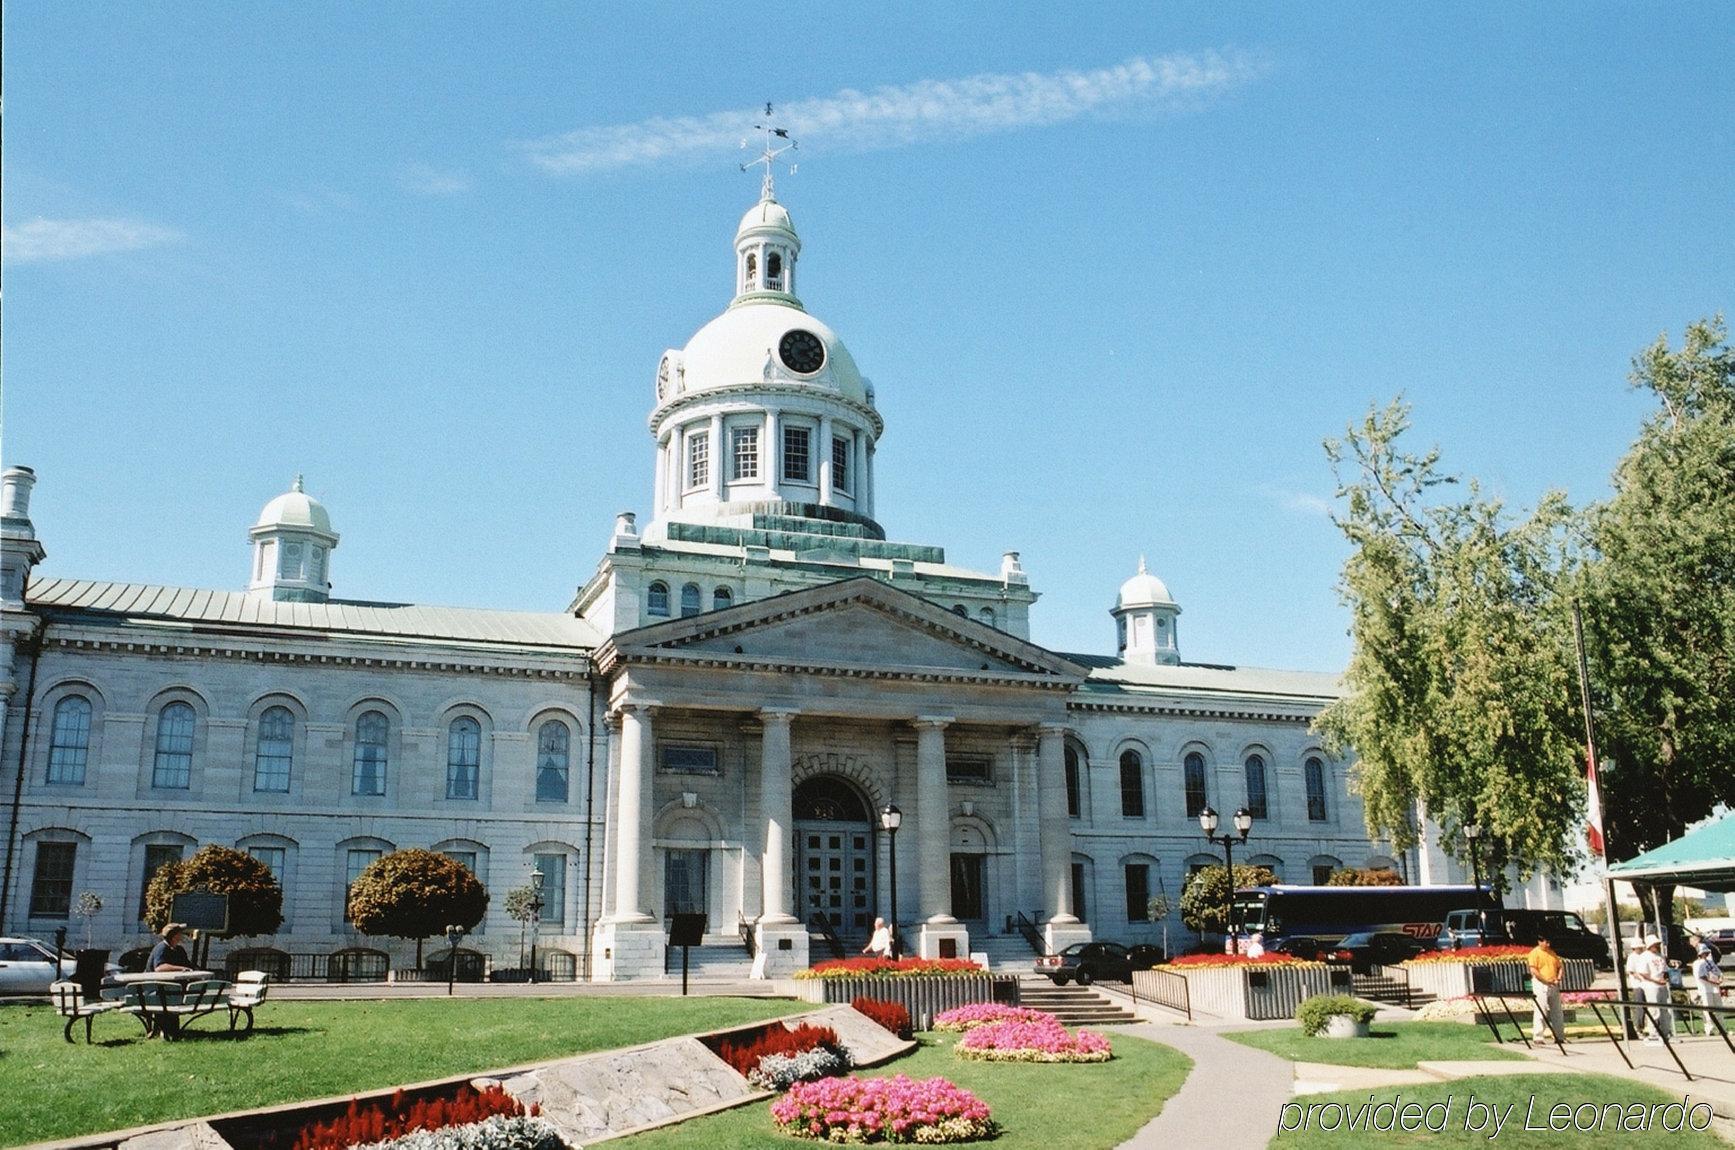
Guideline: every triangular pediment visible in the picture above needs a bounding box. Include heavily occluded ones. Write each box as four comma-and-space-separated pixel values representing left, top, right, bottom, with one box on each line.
601, 577, 1086, 681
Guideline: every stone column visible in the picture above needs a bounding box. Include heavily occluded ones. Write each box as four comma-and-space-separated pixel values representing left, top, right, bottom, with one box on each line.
1037, 723, 1091, 952
709, 413, 726, 499
818, 414, 834, 504
913, 716, 969, 959
764, 409, 781, 489
613, 704, 654, 922
759, 709, 797, 924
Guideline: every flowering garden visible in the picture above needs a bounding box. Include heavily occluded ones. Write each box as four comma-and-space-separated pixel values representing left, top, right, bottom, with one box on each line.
1401, 944, 1532, 965
793, 957, 986, 980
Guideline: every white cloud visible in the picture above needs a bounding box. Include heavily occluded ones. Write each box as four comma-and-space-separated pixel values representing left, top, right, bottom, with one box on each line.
2, 217, 182, 263
1265, 488, 1335, 518
397, 163, 474, 196
520, 50, 1267, 175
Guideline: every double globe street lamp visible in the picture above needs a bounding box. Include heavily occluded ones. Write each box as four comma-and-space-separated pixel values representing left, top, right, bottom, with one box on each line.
880, 804, 902, 960
1463, 823, 1487, 937
527, 866, 546, 984
1200, 805, 1254, 954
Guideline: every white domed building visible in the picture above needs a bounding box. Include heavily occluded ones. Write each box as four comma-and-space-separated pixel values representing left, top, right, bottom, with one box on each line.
0, 183, 1493, 985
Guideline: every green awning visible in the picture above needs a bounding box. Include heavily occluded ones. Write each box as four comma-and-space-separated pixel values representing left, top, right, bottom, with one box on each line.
1607, 812, 1735, 891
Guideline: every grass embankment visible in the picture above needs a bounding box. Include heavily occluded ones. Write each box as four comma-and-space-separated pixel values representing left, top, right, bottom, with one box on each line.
610, 1029, 1192, 1150
0, 995, 800, 1145
1224, 1021, 1531, 1069
1271, 1073, 1725, 1148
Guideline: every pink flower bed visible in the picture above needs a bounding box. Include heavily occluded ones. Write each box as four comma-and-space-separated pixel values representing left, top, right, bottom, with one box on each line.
933, 1003, 1058, 1032
955, 1019, 1113, 1063
770, 1074, 997, 1143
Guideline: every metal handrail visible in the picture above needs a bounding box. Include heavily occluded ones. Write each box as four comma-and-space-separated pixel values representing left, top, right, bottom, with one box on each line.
1132, 967, 1192, 1020
739, 915, 756, 959
1580, 996, 1735, 1082
1013, 911, 1045, 955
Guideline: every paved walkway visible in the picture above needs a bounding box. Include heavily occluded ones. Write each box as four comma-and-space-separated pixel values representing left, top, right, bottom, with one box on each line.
1115, 1024, 1295, 1148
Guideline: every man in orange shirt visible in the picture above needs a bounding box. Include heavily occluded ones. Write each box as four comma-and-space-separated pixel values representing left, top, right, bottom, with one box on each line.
1527, 936, 1565, 1044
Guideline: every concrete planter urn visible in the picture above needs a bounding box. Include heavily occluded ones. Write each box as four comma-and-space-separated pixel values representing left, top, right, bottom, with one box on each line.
1322, 1014, 1372, 1038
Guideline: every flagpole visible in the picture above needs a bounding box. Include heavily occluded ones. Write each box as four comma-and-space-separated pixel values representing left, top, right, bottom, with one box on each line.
1574, 601, 1631, 1024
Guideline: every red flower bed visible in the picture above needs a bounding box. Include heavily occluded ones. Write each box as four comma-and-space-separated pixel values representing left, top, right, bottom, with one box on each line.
713, 1022, 842, 1077
285, 1086, 529, 1150
1404, 945, 1532, 965
1159, 952, 1318, 969
852, 996, 913, 1039
797, 956, 984, 979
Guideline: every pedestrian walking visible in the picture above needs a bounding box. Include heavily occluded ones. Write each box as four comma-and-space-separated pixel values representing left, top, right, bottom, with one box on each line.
1636, 935, 1674, 1043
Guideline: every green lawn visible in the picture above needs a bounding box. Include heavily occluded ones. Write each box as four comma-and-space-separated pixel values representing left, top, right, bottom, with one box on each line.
1224, 1022, 1531, 1069
0, 996, 800, 1146
1271, 1074, 1726, 1148
610, 1029, 1193, 1150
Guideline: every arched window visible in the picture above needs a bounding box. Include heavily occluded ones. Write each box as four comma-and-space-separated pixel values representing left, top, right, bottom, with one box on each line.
352, 711, 389, 795
1305, 757, 1328, 821
977, 606, 996, 627
766, 251, 783, 290
446, 717, 481, 800
713, 586, 734, 611
1119, 749, 1145, 818
646, 581, 670, 617
681, 583, 702, 616
1244, 754, 1268, 819
1064, 746, 1082, 818
951, 604, 968, 617
536, 720, 570, 803
152, 702, 195, 789
46, 696, 92, 785
253, 706, 294, 793
1183, 752, 1208, 818
744, 252, 757, 289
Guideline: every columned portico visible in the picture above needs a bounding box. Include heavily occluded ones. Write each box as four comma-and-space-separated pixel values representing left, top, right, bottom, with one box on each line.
753, 707, 809, 976
914, 715, 969, 959
1038, 722, 1091, 952
591, 701, 666, 979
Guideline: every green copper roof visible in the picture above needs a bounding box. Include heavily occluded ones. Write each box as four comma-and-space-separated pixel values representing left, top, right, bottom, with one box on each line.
1608, 812, 1735, 891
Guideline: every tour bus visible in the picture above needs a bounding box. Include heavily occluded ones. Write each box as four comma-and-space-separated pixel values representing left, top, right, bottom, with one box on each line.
1231, 884, 1500, 948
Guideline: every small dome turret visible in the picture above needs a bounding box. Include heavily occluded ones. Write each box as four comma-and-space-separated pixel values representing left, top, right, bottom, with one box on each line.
1111, 557, 1181, 665
248, 475, 339, 602
1116, 557, 1177, 611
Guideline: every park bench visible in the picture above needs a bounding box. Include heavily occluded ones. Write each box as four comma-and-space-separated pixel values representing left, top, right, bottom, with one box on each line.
226, 970, 271, 1032
122, 978, 231, 1039
50, 980, 125, 1044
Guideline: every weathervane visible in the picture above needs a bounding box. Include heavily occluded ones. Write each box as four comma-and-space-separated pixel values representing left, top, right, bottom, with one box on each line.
740, 102, 797, 200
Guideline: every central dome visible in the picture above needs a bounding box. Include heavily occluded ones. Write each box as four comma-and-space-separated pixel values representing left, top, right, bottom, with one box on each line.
677, 301, 868, 405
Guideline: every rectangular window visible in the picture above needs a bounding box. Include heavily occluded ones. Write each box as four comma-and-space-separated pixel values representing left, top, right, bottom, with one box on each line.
1312, 864, 1336, 886
344, 848, 382, 921
730, 425, 759, 481
945, 753, 992, 783
29, 842, 76, 919
534, 853, 566, 927
1125, 864, 1151, 922
443, 850, 477, 874
664, 848, 709, 919
1184, 757, 1209, 819
1070, 862, 1088, 924
1120, 757, 1145, 817
248, 846, 286, 883
1305, 759, 1329, 822
659, 744, 721, 775
686, 431, 709, 489
139, 843, 184, 921
783, 426, 811, 482
832, 435, 850, 492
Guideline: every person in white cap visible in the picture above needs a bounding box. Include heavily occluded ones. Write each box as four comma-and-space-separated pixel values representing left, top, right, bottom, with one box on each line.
1635, 935, 1674, 1043
1693, 940, 1724, 1014
1624, 934, 1652, 1037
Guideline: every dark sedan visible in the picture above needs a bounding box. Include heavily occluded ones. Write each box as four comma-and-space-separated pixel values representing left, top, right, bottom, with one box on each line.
1035, 941, 1161, 986
1333, 931, 1431, 974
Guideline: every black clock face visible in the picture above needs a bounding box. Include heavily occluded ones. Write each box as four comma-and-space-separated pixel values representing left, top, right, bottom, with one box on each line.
779, 329, 826, 375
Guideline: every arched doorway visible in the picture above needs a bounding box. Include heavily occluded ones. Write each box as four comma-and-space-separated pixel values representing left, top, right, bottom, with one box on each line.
793, 775, 875, 942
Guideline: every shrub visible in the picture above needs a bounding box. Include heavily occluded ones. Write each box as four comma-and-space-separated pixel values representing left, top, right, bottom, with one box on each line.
145, 844, 284, 937
287, 1086, 531, 1150
1180, 864, 1278, 935
1324, 867, 1406, 887
770, 1074, 997, 1143
933, 1003, 1057, 1032
954, 1020, 1112, 1063
852, 996, 913, 1039
795, 957, 984, 980
747, 1047, 852, 1091
1296, 994, 1378, 1036
712, 1022, 843, 1079
352, 1116, 562, 1150
347, 850, 488, 965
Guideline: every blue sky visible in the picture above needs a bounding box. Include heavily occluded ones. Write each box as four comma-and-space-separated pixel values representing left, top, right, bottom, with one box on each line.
4, 3, 1730, 672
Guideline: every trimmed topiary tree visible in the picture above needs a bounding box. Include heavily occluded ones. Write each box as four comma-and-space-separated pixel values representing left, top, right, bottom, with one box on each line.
1325, 867, 1406, 887
1297, 993, 1378, 1036
1180, 864, 1278, 936
145, 844, 284, 937
347, 848, 488, 966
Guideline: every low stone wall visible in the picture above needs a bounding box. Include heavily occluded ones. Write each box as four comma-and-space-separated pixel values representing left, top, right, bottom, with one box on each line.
1405, 956, 1596, 1002
1168, 965, 1335, 1021
793, 974, 1011, 1026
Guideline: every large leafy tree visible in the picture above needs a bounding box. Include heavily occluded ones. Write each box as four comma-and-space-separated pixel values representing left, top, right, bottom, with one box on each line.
1325, 867, 1406, 887
347, 849, 488, 965
1315, 400, 1584, 880
145, 845, 283, 937
1181, 864, 1278, 936
1579, 317, 1735, 907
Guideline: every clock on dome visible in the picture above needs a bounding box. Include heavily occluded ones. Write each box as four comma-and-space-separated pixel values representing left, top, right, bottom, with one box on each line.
778, 329, 826, 375
656, 355, 672, 400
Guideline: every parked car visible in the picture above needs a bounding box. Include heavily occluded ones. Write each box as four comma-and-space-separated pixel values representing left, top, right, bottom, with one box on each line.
1332, 931, 1431, 974
0, 937, 120, 995
1264, 935, 1334, 962
1035, 941, 1146, 986
1436, 909, 1503, 951
1500, 910, 1612, 969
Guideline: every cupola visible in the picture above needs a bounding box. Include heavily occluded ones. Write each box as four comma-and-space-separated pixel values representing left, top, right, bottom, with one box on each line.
734, 189, 801, 304
248, 475, 339, 602
1111, 557, 1180, 665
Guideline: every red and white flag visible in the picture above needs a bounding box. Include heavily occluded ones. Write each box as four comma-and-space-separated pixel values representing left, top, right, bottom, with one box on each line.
1585, 752, 1606, 857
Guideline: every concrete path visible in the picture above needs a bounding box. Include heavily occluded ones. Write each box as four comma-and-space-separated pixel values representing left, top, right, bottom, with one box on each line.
1115, 1025, 1296, 1149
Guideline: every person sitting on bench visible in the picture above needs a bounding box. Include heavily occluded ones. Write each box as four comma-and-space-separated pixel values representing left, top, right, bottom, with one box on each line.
148, 924, 193, 972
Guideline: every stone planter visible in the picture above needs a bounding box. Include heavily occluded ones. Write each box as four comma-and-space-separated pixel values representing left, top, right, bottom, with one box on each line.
1322, 1014, 1371, 1038
793, 974, 1012, 1027
1164, 964, 1335, 1021
1402, 957, 1596, 1002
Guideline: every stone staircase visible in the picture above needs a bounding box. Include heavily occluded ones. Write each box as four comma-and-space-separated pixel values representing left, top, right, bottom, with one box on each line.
1016, 979, 1141, 1027
1352, 969, 1433, 1009
973, 933, 1040, 973
664, 942, 755, 980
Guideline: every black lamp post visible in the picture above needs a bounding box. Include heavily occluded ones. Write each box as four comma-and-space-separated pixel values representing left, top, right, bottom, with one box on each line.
1200, 806, 1254, 954
1464, 823, 1486, 938
528, 867, 546, 984
881, 804, 902, 960
444, 923, 467, 997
